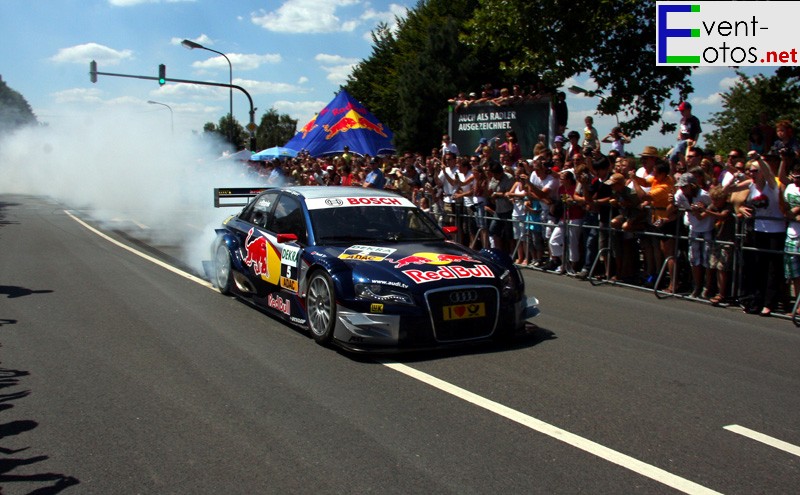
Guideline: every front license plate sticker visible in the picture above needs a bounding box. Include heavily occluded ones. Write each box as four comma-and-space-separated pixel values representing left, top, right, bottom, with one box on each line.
443, 303, 485, 321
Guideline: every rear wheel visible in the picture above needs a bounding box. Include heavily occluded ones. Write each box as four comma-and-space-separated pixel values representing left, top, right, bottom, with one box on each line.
213, 243, 233, 295
306, 271, 336, 344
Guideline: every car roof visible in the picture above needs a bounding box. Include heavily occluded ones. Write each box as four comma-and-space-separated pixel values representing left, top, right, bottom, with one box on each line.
282, 186, 404, 201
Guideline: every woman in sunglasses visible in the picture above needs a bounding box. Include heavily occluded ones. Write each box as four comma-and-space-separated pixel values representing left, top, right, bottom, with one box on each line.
727, 151, 784, 316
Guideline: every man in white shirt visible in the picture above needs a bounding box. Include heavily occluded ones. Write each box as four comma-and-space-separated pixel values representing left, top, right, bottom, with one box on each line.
437, 152, 460, 226
718, 148, 745, 188
674, 173, 714, 298
441, 134, 459, 158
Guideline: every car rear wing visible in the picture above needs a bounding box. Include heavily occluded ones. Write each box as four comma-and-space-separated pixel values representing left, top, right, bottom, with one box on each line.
213, 187, 268, 208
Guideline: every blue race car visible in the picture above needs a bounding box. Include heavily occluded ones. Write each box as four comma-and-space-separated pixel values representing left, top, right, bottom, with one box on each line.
209, 186, 539, 352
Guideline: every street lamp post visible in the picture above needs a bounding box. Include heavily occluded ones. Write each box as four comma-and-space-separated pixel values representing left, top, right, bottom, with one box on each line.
181, 39, 234, 146
147, 100, 173, 136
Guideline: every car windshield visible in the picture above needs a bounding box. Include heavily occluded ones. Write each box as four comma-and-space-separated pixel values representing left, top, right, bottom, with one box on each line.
309, 205, 445, 245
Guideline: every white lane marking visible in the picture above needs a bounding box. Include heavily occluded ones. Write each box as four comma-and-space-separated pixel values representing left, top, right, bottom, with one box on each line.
381, 361, 723, 495
67, 209, 722, 493
724, 425, 800, 457
65, 211, 214, 289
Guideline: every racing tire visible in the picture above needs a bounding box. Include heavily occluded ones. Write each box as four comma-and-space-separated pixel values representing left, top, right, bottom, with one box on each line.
306, 271, 337, 345
213, 243, 234, 295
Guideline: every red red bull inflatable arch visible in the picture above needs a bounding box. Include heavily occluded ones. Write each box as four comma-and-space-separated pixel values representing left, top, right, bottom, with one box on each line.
284, 90, 396, 158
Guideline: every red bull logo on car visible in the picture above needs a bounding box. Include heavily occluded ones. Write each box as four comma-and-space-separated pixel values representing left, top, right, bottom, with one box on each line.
391, 252, 491, 283
323, 109, 388, 140
268, 293, 291, 315
243, 228, 269, 277
403, 264, 494, 284
393, 252, 478, 269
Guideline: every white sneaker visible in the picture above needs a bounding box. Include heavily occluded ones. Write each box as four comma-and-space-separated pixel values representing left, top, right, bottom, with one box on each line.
553, 265, 563, 275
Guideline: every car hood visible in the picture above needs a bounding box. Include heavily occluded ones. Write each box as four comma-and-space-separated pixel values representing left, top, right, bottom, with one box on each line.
315, 242, 502, 287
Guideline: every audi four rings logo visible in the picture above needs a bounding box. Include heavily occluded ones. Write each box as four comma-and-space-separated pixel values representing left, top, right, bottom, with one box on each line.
325, 198, 344, 206
449, 290, 478, 303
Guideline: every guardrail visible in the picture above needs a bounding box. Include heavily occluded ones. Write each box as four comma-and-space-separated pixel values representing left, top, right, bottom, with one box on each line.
439, 203, 799, 325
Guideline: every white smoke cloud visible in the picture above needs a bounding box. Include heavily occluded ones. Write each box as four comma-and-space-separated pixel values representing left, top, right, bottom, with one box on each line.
0, 107, 260, 277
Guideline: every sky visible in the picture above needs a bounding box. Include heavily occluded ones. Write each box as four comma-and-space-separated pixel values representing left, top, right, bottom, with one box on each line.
0, 0, 778, 156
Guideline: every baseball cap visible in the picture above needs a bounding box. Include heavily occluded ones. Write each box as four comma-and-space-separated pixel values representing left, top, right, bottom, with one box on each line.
675, 173, 697, 187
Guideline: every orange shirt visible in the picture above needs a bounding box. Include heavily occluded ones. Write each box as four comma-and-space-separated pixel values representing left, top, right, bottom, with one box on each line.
646, 175, 675, 221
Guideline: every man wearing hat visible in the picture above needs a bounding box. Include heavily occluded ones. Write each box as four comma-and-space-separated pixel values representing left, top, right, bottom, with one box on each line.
553, 135, 566, 155
635, 146, 662, 188
363, 157, 386, 189
633, 146, 669, 287
674, 172, 715, 297
669, 101, 702, 164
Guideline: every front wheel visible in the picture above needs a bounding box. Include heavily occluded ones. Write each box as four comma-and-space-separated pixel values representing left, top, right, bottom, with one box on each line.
306, 271, 336, 345
213, 243, 234, 295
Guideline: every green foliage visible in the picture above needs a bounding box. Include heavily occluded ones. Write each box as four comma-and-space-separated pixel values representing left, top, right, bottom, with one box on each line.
705, 71, 800, 155
0, 78, 38, 133
256, 108, 297, 150
205, 108, 297, 151
204, 115, 247, 150
345, 24, 401, 138
464, 0, 693, 137
346, 0, 698, 152
345, 0, 494, 154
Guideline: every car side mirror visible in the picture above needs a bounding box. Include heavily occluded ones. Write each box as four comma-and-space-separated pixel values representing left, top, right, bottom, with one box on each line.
442, 226, 458, 237
277, 233, 298, 244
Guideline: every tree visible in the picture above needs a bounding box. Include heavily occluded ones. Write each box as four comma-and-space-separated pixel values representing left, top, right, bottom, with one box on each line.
393, 14, 488, 152
0, 78, 37, 133
463, 0, 693, 137
705, 71, 800, 155
203, 115, 246, 149
345, 0, 494, 154
345, 23, 402, 137
256, 108, 297, 151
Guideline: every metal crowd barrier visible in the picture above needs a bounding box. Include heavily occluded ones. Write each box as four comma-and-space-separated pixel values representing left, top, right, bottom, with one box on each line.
441, 203, 799, 325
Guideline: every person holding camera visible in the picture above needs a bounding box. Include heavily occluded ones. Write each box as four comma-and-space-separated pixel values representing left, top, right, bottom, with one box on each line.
674, 173, 715, 298
486, 161, 515, 252
769, 120, 800, 157
601, 126, 632, 156
718, 148, 746, 188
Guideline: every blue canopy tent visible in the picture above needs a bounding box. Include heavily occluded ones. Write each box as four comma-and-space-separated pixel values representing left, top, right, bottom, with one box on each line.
285, 90, 395, 158
251, 146, 298, 160
217, 149, 254, 161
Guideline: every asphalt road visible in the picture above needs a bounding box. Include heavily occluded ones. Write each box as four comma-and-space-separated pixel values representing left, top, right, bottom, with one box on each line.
1, 194, 799, 494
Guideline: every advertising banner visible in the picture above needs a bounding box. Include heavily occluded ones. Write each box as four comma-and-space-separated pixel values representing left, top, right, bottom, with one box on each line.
448, 99, 552, 160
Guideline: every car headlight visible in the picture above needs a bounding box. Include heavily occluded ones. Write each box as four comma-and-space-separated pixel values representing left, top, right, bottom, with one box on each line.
355, 283, 414, 305
500, 269, 519, 300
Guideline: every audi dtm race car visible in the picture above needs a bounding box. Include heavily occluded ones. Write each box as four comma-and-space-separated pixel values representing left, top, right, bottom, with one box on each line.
207, 186, 539, 352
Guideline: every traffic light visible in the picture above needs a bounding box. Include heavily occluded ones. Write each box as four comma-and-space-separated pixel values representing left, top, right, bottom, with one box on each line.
158, 64, 166, 86
90, 60, 97, 83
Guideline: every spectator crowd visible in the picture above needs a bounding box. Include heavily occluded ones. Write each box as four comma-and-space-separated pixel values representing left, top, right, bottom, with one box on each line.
241, 105, 800, 321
